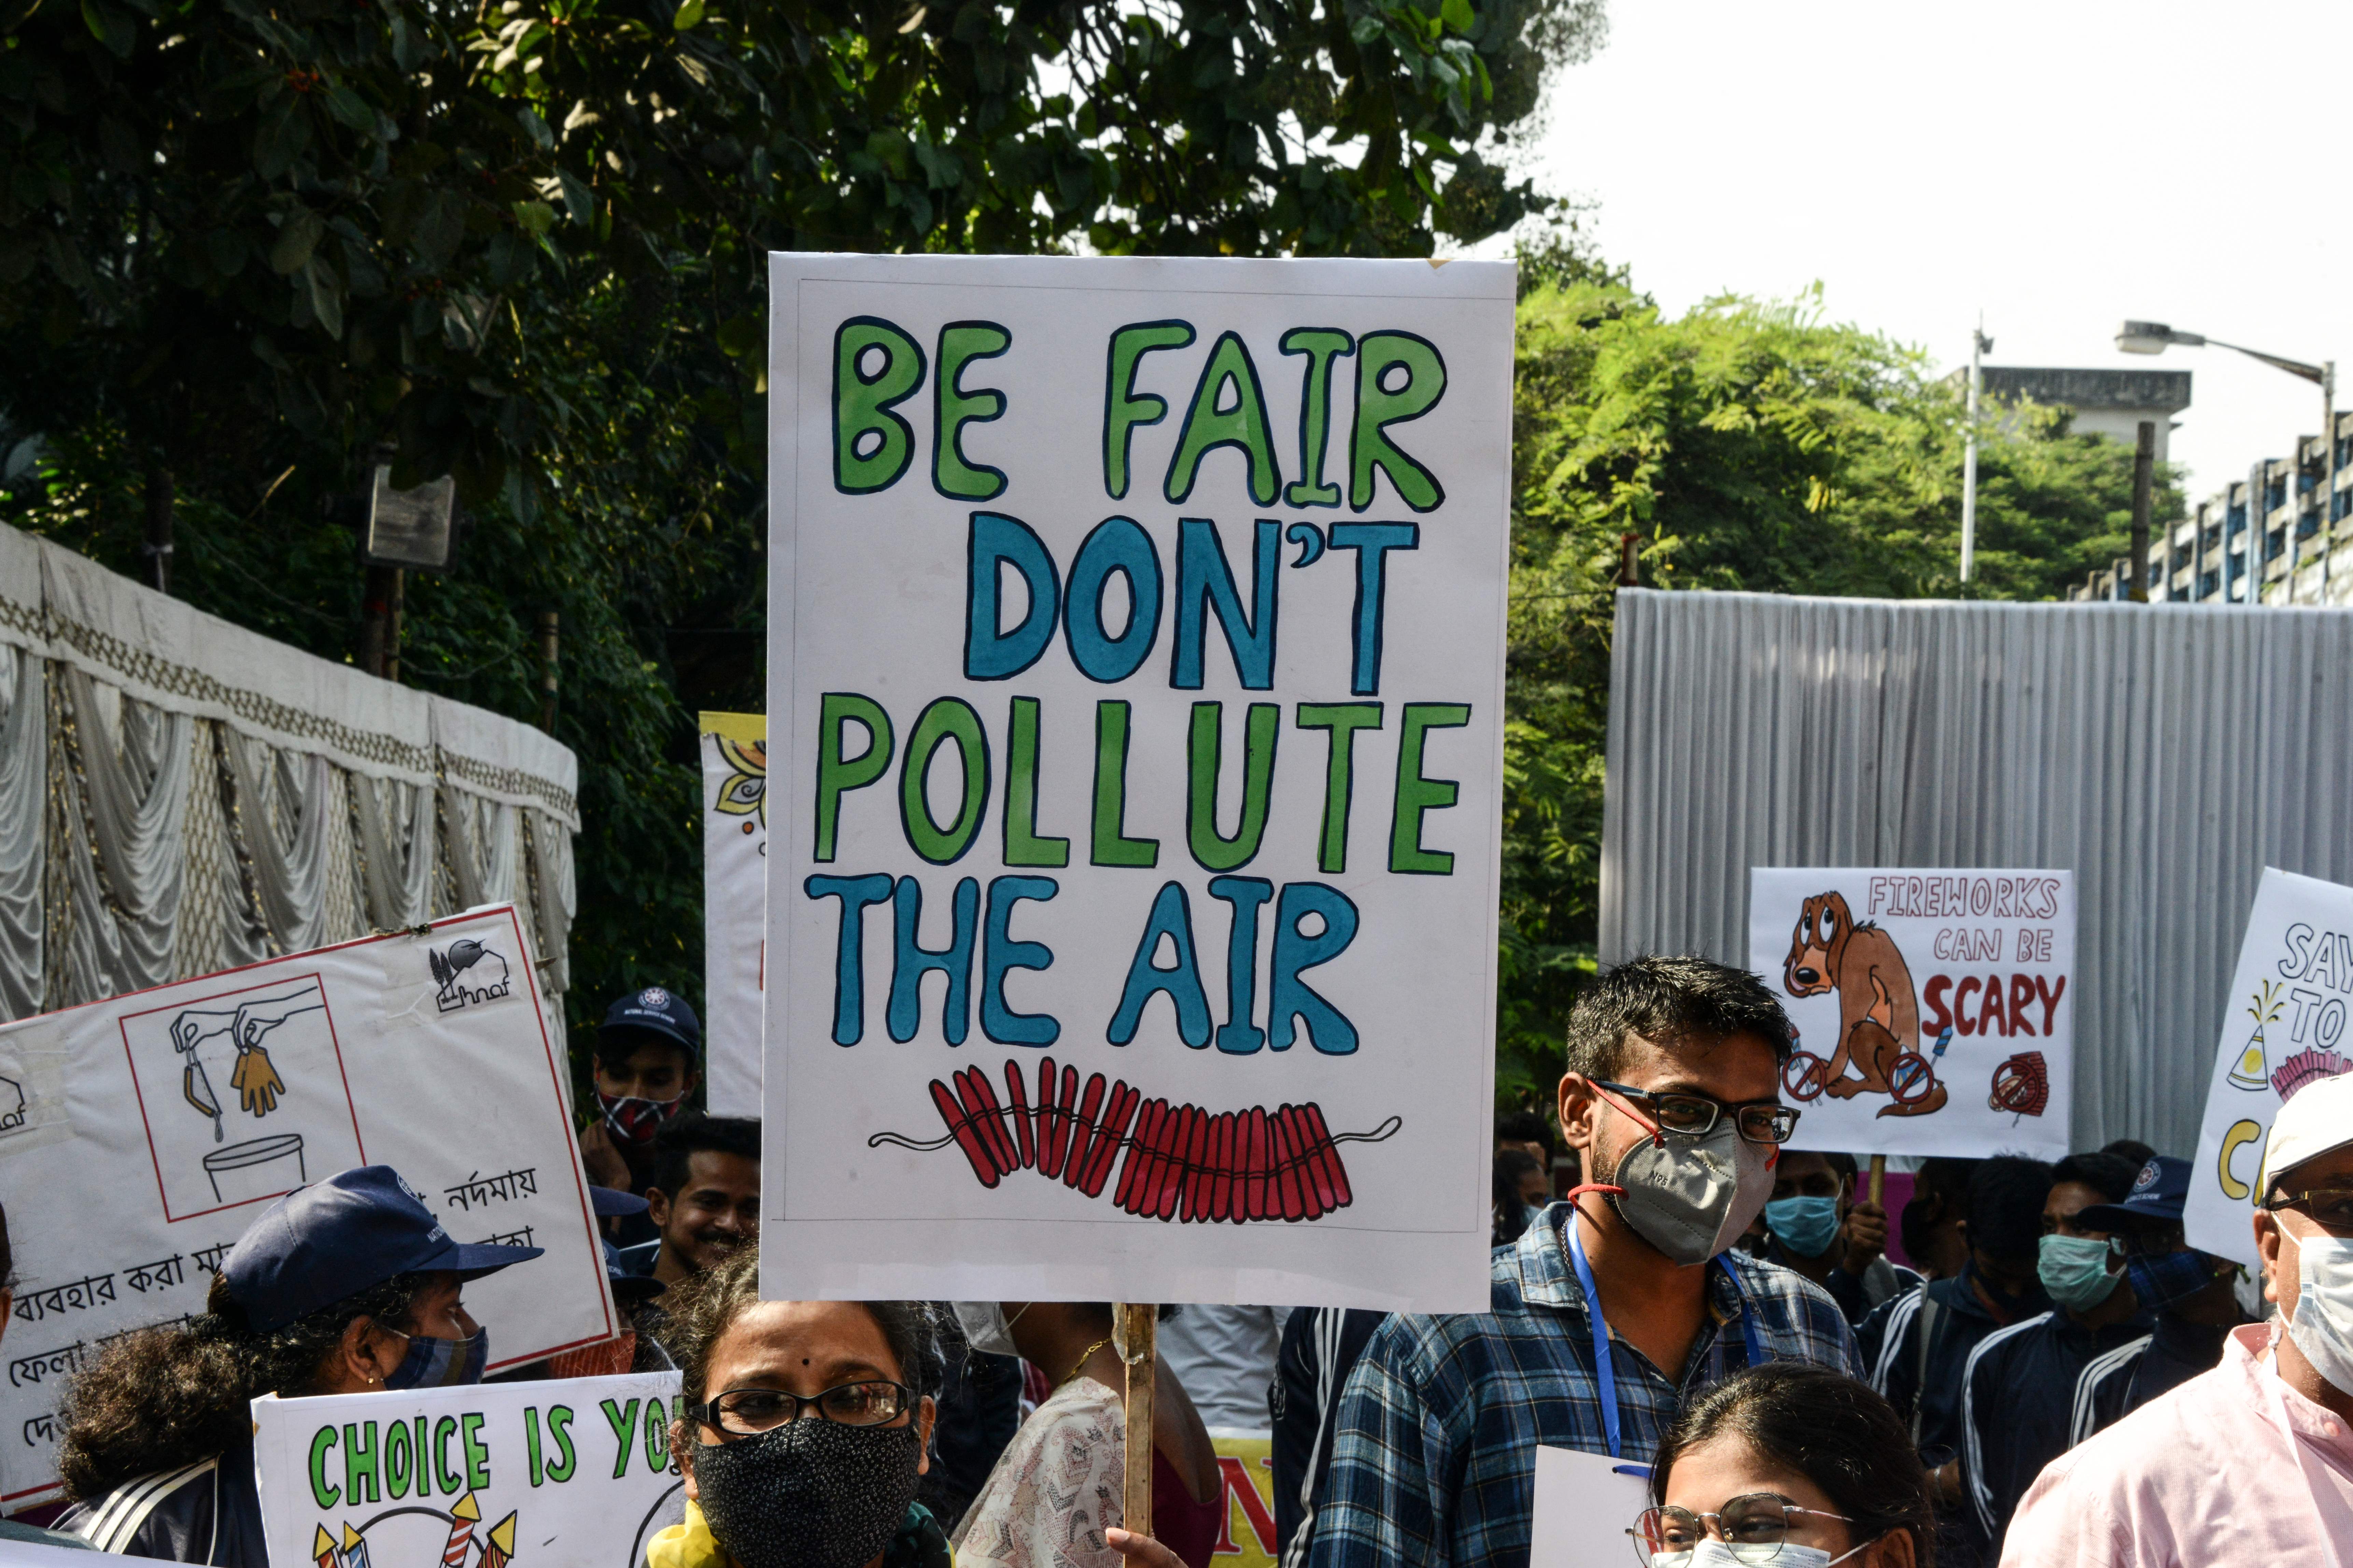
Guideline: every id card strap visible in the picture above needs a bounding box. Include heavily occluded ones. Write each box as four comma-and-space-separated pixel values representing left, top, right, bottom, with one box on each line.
1565, 1213, 1622, 1460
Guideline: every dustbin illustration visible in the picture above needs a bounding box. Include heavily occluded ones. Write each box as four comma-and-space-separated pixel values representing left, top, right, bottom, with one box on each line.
204, 1132, 307, 1204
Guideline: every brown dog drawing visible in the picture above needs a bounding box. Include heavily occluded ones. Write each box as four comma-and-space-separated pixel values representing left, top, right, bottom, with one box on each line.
1782, 891, 1947, 1118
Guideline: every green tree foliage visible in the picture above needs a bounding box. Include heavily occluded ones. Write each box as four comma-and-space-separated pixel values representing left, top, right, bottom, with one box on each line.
0, 0, 1601, 1050
1496, 267, 2181, 1106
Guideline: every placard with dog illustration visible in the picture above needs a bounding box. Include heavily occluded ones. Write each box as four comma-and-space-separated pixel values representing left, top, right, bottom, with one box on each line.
1746, 868, 2074, 1158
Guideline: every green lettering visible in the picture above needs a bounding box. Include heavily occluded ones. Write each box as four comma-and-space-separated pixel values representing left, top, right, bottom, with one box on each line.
525, 1406, 545, 1489
1103, 321, 1195, 499
308, 1425, 340, 1510
413, 1417, 431, 1496
433, 1415, 462, 1495
833, 316, 926, 494
1003, 696, 1070, 868
1089, 700, 1159, 868
1186, 702, 1280, 872
1350, 331, 1447, 512
545, 1406, 578, 1484
343, 1422, 379, 1505
1281, 329, 1354, 508
643, 1397, 670, 1475
1296, 703, 1383, 873
601, 1398, 640, 1479
386, 1416, 414, 1499
815, 692, 894, 862
461, 1412, 490, 1491
934, 321, 1012, 500
1390, 702, 1470, 873
899, 696, 991, 866
1165, 330, 1280, 505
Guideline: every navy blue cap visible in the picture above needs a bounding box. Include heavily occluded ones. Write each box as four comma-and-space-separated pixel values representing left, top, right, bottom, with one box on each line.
604, 1239, 664, 1304
600, 987, 702, 1058
590, 1183, 648, 1219
2078, 1155, 2191, 1230
221, 1165, 544, 1332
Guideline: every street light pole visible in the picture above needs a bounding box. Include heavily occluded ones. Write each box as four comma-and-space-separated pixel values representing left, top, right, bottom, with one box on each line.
2118, 321, 2333, 606
1961, 319, 1988, 585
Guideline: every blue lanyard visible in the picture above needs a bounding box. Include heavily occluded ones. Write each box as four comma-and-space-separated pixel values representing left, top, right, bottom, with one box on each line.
1565, 1214, 1763, 1462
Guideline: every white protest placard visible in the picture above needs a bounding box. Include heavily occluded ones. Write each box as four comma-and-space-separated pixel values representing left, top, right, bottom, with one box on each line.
763, 254, 1512, 1312
0, 908, 615, 1510
702, 711, 769, 1116
1746, 869, 2074, 1159
2184, 868, 2353, 1268
1528, 1444, 1651, 1568
252, 1371, 685, 1568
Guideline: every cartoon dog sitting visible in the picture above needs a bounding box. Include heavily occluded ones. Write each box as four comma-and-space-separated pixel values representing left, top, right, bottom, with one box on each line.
1782, 891, 1947, 1118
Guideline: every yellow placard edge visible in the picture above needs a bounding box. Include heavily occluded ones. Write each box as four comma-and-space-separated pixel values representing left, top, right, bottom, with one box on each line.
699, 711, 767, 746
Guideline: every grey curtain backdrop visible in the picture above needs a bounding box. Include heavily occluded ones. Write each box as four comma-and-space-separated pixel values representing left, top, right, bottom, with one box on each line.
0, 520, 579, 1056
1601, 587, 2353, 1158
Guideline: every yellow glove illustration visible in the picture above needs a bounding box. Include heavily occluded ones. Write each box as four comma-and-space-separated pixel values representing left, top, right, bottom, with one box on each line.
231, 1044, 285, 1117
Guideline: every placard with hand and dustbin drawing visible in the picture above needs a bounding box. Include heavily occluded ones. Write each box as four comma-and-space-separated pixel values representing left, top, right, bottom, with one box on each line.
0, 906, 616, 1512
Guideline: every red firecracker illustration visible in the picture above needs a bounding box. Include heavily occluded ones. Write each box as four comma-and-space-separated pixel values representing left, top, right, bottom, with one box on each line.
870, 1056, 1400, 1223
1988, 1052, 2050, 1122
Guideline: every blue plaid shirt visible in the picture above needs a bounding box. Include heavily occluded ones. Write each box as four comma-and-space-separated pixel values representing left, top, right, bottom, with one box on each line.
1306, 1203, 1862, 1568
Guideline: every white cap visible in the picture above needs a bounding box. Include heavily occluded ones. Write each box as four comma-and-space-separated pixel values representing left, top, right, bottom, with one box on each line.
2260, 1070, 2353, 1201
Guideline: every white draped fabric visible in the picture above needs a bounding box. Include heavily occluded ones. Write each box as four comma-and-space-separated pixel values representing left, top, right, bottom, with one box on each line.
0, 521, 579, 1057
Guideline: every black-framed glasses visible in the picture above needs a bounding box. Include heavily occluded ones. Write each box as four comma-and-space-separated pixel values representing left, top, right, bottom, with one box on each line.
693, 1381, 913, 1436
1627, 1495, 1853, 1563
2268, 1187, 2353, 1232
1595, 1081, 1799, 1146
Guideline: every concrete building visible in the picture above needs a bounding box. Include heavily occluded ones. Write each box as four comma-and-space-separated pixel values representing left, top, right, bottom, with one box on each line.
2074, 410, 2353, 606
1969, 367, 2194, 463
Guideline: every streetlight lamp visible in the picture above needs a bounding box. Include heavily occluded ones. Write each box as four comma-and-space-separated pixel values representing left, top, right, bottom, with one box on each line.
2117, 321, 2336, 605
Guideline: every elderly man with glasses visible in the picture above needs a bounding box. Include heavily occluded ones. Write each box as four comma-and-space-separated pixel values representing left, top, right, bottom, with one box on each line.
1999, 1070, 2353, 1567
1306, 957, 1862, 1568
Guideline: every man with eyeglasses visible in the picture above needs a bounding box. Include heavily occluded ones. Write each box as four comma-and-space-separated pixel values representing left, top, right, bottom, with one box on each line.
1307, 956, 1861, 1568
1999, 1071, 2353, 1566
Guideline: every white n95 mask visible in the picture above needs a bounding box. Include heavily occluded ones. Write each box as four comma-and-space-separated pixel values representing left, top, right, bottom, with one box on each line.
951, 1300, 1030, 1359
2288, 1236, 2353, 1398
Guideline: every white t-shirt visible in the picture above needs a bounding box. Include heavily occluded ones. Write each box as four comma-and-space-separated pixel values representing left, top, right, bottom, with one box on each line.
1156, 1303, 1292, 1431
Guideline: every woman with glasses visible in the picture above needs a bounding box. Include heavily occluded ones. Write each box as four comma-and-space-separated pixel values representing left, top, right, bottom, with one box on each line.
653, 1246, 945, 1568
1632, 1363, 1934, 1567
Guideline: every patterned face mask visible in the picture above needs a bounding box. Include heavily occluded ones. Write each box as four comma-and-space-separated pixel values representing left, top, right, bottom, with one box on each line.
598, 1088, 689, 1148
384, 1326, 490, 1389
693, 1417, 922, 1568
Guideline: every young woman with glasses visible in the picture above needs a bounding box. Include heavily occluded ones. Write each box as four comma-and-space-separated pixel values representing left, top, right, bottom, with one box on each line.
657, 1248, 946, 1568
1631, 1363, 1934, 1567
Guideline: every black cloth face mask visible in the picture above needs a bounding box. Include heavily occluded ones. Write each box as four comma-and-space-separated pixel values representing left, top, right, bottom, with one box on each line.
692, 1415, 922, 1568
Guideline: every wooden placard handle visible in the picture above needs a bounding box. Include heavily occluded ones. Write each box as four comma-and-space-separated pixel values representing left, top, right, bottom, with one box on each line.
1868, 1153, 1886, 1208
1115, 1302, 1156, 1539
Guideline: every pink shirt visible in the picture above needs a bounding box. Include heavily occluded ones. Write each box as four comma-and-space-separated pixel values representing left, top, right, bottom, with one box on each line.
2000, 1322, 2353, 1568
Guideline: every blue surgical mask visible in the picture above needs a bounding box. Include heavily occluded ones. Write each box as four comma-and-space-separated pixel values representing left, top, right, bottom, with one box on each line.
383, 1326, 490, 1389
1765, 1195, 1843, 1259
2038, 1234, 2123, 1313
2126, 1248, 2223, 1312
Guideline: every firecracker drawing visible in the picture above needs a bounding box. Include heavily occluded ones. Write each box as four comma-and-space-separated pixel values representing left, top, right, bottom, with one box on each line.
869, 1055, 1402, 1223
2230, 980, 2287, 1091
711, 735, 766, 839
1988, 1051, 2051, 1123
314, 1492, 520, 1568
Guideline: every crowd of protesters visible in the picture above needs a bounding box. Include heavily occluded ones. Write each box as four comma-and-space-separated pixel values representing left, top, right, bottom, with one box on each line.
17, 959, 2353, 1566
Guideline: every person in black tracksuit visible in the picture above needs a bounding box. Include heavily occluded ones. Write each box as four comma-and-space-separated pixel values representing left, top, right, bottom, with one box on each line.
2064, 1154, 2250, 1445
54, 1167, 540, 1563
1855, 1154, 2053, 1568
1268, 1306, 1386, 1567
1956, 1152, 2150, 1564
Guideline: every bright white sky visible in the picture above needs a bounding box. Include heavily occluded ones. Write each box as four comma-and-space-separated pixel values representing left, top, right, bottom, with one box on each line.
1510, 0, 2353, 498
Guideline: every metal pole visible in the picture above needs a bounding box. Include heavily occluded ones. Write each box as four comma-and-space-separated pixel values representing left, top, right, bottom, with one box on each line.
143, 465, 174, 596
385, 569, 405, 684
539, 610, 560, 732
2129, 422, 2154, 603
1617, 532, 1638, 587
1960, 323, 1984, 584
2324, 363, 2338, 604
